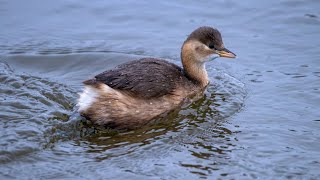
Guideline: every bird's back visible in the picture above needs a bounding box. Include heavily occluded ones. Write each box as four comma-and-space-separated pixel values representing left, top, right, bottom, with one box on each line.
84, 58, 195, 98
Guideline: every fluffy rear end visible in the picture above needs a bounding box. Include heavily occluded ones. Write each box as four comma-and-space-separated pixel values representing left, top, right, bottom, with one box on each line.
77, 85, 99, 113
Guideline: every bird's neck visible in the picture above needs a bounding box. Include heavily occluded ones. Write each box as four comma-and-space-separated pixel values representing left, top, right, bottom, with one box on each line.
181, 41, 209, 87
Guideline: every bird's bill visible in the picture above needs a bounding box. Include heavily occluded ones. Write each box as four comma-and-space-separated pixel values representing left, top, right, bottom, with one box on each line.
217, 48, 236, 58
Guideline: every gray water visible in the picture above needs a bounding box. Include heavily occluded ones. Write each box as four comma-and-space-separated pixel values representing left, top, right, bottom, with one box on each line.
1, 0, 320, 179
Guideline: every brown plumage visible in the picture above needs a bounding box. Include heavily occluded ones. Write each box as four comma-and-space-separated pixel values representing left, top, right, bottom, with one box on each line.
83, 58, 191, 98
78, 26, 236, 130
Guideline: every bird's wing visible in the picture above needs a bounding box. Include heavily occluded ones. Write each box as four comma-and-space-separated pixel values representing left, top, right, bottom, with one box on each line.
84, 58, 185, 98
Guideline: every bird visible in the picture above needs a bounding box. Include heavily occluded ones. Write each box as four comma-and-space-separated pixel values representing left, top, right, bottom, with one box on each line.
77, 26, 236, 130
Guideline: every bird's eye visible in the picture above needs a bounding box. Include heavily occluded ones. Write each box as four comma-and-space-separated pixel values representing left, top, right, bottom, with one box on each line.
208, 43, 216, 49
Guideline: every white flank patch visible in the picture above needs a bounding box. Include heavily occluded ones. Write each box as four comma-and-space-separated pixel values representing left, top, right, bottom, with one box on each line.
77, 86, 99, 112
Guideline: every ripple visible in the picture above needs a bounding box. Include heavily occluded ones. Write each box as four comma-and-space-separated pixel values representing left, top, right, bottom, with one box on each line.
0, 55, 246, 178
0, 62, 78, 163
68, 68, 247, 178
305, 14, 318, 18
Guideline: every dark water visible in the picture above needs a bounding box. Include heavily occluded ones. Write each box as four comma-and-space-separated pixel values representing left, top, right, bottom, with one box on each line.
1, 0, 320, 179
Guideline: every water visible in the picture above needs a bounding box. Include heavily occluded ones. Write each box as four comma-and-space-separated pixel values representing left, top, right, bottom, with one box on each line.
1, 0, 320, 179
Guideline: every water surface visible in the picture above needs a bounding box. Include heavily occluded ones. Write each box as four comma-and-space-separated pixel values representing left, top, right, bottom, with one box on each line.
1, 0, 320, 179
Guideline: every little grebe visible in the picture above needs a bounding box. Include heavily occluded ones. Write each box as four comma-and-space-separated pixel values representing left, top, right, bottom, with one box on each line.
78, 26, 236, 129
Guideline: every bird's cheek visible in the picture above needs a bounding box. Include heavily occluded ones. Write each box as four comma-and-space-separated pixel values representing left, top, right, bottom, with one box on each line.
206, 54, 220, 62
